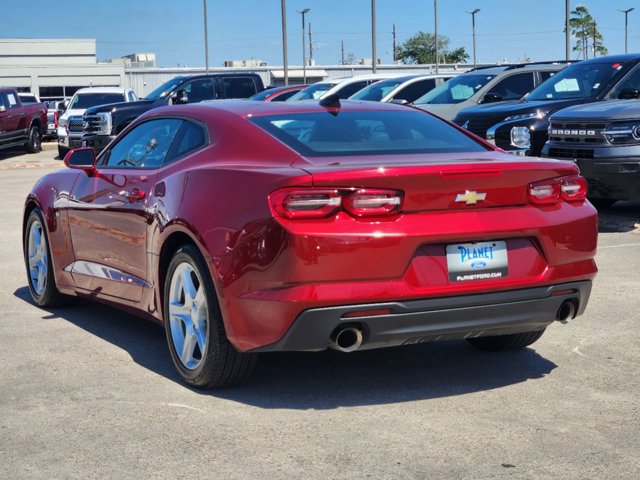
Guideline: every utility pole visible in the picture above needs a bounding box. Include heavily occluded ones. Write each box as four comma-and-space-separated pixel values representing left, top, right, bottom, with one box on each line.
619, 8, 635, 54
309, 23, 313, 66
281, 0, 288, 85
341, 40, 345, 65
297, 8, 310, 84
467, 9, 480, 68
392, 24, 396, 63
434, 0, 439, 73
203, 0, 209, 73
371, 0, 377, 73
565, 0, 570, 61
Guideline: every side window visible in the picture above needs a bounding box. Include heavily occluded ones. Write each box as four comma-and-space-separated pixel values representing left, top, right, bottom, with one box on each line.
165, 121, 208, 165
337, 80, 369, 98
539, 71, 557, 83
222, 77, 258, 98
101, 118, 183, 169
490, 73, 535, 100
184, 79, 215, 103
5, 92, 19, 109
272, 90, 298, 102
394, 79, 437, 102
610, 65, 640, 97
0, 93, 8, 109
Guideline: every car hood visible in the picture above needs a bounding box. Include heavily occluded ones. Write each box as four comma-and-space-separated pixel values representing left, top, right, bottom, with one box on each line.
551, 99, 640, 121
456, 98, 589, 119
413, 103, 459, 121
60, 108, 87, 120
84, 99, 159, 115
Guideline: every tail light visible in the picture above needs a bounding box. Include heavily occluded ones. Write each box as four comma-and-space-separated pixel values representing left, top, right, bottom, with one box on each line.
270, 188, 403, 219
54, 111, 59, 129
528, 174, 587, 205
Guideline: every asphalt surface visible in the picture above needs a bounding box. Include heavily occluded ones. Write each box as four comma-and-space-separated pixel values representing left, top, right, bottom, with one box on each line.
1, 143, 639, 479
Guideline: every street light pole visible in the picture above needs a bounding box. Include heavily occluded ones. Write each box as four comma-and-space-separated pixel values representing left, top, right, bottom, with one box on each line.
434, 0, 439, 73
203, 0, 209, 73
297, 8, 310, 84
371, 0, 377, 73
565, 0, 570, 61
281, 0, 289, 85
619, 8, 635, 54
467, 9, 480, 68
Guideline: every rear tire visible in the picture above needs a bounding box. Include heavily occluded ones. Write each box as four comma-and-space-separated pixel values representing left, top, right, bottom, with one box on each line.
466, 329, 546, 351
163, 245, 257, 388
23, 208, 70, 307
25, 125, 42, 154
57, 145, 69, 160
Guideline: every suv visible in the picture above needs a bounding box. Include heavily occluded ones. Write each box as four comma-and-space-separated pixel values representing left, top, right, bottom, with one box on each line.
543, 100, 640, 206
413, 62, 572, 120
81, 73, 265, 154
453, 54, 640, 156
58, 87, 137, 158
349, 74, 455, 104
286, 74, 399, 101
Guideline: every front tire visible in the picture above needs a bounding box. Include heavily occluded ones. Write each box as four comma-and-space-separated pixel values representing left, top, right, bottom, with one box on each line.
25, 125, 42, 153
163, 245, 257, 388
23, 208, 69, 307
57, 145, 69, 160
466, 329, 546, 351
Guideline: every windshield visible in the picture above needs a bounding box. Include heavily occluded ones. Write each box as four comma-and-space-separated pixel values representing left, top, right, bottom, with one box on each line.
68, 93, 126, 110
250, 110, 487, 157
413, 74, 496, 105
287, 82, 337, 101
526, 62, 629, 101
350, 79, 406, 101
144, 77, 187, 100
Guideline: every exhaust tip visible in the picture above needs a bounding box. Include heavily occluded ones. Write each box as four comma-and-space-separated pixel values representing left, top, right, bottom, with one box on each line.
556, 300, 577, 323
329, 326, 363, 353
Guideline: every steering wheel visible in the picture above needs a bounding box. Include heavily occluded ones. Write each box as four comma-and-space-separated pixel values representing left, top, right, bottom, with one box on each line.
116, 144, 148, 167
117, 158, 137, 166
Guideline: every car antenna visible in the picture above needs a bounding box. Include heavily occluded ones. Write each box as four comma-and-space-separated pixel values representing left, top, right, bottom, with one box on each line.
319, 94, 341, 115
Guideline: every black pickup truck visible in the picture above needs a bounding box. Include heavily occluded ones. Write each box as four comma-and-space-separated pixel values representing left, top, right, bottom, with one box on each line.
81, 73, 265, 153
453, 54, 640, 156
542, 100, 640, 206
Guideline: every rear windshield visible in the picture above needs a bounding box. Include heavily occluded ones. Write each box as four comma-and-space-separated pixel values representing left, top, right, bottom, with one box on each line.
69, 93, 126, 109
249, 110, 487, 157
287, 83, 336, 101
526, 62, 629, 101
414, 74, 496, 105
350, 79, 406, 101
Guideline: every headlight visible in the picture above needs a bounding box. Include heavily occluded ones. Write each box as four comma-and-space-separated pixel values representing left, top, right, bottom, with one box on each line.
58, 118, 67, 128
504, 110, 550, 122
86, 112, 113, 135
511, 126, 531, 148
602, 123, 640, 144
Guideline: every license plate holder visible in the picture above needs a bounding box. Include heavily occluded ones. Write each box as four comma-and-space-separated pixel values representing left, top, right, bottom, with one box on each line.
446, 241, 508, 282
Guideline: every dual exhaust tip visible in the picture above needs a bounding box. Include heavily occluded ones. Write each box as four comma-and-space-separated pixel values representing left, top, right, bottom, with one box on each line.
329, 300, 577, 352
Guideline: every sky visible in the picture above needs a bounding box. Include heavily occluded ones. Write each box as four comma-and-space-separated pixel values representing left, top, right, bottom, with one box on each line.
3, 1, 640, 67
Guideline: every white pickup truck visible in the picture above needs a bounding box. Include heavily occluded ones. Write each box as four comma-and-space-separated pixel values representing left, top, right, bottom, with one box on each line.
57, 87, 137, 159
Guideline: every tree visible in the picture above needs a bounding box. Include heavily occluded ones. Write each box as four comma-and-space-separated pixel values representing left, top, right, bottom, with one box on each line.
395, 32, 469, 64
569, 6, 607, 59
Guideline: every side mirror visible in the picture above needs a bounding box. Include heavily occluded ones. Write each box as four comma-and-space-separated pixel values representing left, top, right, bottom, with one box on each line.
57, 101, 67, 113
174, 89, 189, 104
390, 99, 409, 105
481, 92, 504, 104
618, 88, 640, 100
64, 148, 96, 174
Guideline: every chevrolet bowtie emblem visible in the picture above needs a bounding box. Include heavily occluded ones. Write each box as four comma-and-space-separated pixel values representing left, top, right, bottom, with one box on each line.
455, 190, 487, 205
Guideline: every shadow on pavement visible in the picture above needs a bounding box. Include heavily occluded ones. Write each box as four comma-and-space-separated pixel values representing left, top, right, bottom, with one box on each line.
14, 286, 557, 409
598, 201, 640, 233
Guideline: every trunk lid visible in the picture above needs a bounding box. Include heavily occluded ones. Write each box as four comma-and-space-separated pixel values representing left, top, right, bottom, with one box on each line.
294, 152, 579, 211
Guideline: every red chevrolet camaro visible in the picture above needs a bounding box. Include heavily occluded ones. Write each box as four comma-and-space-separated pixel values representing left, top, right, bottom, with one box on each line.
23, 99, 598, 388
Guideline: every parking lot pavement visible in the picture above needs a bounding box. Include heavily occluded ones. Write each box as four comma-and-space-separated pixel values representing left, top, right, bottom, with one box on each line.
1, 150, 639, 480
0, 141, 62, 170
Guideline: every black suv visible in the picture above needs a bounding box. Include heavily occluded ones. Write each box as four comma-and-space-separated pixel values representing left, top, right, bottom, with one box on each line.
453, 54, 640, 156
81, 73, 265, 154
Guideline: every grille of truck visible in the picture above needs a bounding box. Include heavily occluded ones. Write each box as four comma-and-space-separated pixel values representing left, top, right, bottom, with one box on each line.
454, 115, 502, 139
547, 147, 594, 160
547, 122, 606, 144
83, 115, 104, 134
67, 117, 85, 134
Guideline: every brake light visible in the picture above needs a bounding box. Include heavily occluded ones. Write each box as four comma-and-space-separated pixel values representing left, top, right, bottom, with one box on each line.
528, 174, 587, 205
343, 189, 402, 217
270, 188, 403, 219
560, 174, 587, 202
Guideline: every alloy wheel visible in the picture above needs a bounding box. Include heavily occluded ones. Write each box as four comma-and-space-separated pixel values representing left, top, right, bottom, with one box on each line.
168, 262, 208, 370
27, 219, 47, 296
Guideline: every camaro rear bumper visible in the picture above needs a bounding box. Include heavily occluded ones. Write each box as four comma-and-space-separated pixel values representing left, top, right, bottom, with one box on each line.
252, 281, 592, 352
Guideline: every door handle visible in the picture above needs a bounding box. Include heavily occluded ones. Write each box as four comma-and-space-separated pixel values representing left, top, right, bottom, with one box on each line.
128, 188, 146, 203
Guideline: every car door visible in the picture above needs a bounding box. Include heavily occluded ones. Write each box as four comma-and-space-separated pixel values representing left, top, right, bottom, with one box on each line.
183, 78, 216, 103
487, 72, 536, 102
0, 92, 25, 143
67, 118, 183, 301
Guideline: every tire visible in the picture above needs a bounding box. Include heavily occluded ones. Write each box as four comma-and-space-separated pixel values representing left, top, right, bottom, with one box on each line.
163, 245, 257, 388
25, 125, 42, 154
57, 145, 69, 160
589, 198, 617, 210
466, 329, 546, 351
23, 208, 70, 307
